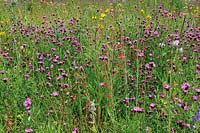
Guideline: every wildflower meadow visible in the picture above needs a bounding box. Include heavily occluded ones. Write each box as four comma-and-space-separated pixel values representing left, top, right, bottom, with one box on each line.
0, 0, 199, 132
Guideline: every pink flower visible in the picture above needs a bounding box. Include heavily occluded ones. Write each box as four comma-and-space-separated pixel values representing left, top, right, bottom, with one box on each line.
181, 83, 191, 90
23, 98, 32, 107
131, 106, 144, 113
196, 69, 200, 74
25, 128, 33, 133
51, 91, 58, 97
154, 31, 159, 37
72, 128, 78, 133
2, 78, 8, 82
196, 88, 200, 94
181, 82, 191, 93
163, 83, 170, 91
138, 51, 144, 57
159, 93, 165, 98
193, 96, 198, 101
150, 103, 156, 108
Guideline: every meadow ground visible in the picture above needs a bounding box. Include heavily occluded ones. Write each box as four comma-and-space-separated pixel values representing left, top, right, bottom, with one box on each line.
0, 0, 199, 132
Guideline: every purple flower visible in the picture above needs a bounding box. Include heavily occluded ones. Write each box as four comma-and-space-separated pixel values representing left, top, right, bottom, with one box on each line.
138, 51, 144, 57
145, 63, 150, 69
2, 78, 8, 82
100, 82, 106, 87
196, 69, 200, 74
159, 93, 165, 98
181, 82, 191, 93
23, 98, 32, 107
72, 128, 78, 133
196, 88, 200, 94
51, 91, 58, 97
25, 128, 33, 133
149, 62, 156, 67
183, 105, 189, 111
163, 83, 170, 91
154, 31, 159, 37
68, 19, 74, 26
72, 40, 78, 45
193, 96, 198, 101
131, 106, 144, 113
193, 109, 200, 122
1, 70, 5, 74
192, 125, 196, 129
145, 62, 156, 70
123, 98, 129, 103
175, 33, 180, 39
150, 103, 156, 108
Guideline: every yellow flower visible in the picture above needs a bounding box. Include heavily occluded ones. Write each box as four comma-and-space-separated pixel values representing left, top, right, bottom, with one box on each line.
63, 10, 67, 13
117, 3, 122, 7
99, 17, 104, 21
146, 15, 152, 20
0, 19, 8, 24
140, 9, 145, 14
92, 16, 97, 20
98, 24, 104, 30
194, 9, 198, 14
20, 46, 24, 50
0, 32, 5, 36
100, 13, 106, 18
17, 114, 24, 120
105, 9, 109, 13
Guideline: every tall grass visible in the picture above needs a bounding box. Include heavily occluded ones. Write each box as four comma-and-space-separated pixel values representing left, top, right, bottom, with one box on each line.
0, 0, 199, 132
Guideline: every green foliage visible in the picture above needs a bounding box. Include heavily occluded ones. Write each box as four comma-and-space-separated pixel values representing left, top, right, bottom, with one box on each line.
0, 0, 199, 132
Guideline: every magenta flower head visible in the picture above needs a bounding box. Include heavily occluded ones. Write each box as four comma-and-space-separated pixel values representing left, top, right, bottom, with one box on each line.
42, 16, 46, 19
181, 82, 191, 93
131, 106, 144, 113
68, 19, 74, 26
138, 51, 144, 57
2, 78, 8, 83
193, 96, 198, 101
196, 88, 200, 94
72, 128, 78, 133
181, 82, 191, 89
196, 69, 200, 74
25, 128, 33, 133
154, 31, 159, 37
150, 103, 156, 108
159, 93, 165, 98
23, 97, 32, 107
51, 91, 58, 97
163, 83, 170, 91
123, 98, 129, 104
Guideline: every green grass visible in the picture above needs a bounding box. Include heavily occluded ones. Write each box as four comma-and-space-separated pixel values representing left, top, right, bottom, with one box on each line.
0, 0, 199, 132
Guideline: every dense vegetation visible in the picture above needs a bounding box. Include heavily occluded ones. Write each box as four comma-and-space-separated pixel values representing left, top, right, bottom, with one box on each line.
0, 0, 199, 132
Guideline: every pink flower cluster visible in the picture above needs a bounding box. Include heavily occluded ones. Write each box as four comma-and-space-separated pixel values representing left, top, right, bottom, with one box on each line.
131, 106, 144, 113
23, 97, 32, 115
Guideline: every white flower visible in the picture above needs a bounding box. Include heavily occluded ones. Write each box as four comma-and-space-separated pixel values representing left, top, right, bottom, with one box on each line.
179, 47, 183, 52
158, 43, 165, 48
172, 40, 180, 46
89, 100, 96, 111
